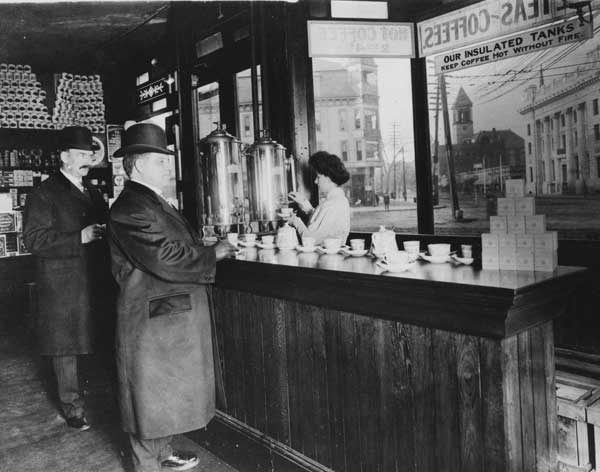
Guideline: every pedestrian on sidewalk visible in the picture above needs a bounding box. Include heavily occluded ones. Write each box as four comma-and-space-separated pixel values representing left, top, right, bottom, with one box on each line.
384, 193, 390, 211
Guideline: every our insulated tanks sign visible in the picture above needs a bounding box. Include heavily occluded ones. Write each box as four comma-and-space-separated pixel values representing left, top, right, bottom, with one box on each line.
307, 21, 415, 58
418, 0, 567, 57
434, 15, 593, 73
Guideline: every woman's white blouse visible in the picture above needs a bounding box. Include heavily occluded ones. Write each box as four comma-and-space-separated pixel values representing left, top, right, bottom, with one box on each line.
294, 187, 350, 245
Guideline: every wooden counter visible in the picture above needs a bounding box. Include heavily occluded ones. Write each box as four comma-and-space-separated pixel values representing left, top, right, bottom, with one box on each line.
210, 249, 585, 472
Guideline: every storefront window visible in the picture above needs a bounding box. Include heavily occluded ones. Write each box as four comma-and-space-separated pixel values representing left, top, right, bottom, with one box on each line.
312, 57, 416, 233
236, 67, 262, 145
195, 81, 220, 139
427, 26, 600, 239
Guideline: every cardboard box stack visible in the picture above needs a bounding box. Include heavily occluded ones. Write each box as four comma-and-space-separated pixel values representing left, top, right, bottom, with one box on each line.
52, 73, 106, 133
481, 179, 558, 272
0, 63, 53, 129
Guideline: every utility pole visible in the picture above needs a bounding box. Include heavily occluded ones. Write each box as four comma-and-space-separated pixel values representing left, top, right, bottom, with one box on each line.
392, 122, 397, 199
432, 76, 441, 206
440, 73, 460, 219
401, 146, 407, 201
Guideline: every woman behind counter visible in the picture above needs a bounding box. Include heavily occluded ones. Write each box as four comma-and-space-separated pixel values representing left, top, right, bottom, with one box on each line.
288, 151, 350, 245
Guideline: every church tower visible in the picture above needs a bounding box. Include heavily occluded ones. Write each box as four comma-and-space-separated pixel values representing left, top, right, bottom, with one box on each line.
452, 87, 473, 144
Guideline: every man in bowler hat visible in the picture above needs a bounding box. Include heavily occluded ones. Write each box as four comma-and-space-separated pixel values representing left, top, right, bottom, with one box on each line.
23, 126, 111, 431
108, 123, 237, 472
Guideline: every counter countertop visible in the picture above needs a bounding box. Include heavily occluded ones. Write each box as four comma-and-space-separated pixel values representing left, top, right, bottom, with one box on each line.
215, 247, 587, 338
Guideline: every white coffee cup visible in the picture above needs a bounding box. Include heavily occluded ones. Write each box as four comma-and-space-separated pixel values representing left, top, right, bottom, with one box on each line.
324, 238, 341, 250
245, 233, 257, 243
302, 236, 315, 248
385, 250, 410, 266
428, 243, 451, 257
262, 235, 275, 246
350, 239, 365, 251
403, 240, 420, 254
227, 233, 239, 245
461, 244, 472, 259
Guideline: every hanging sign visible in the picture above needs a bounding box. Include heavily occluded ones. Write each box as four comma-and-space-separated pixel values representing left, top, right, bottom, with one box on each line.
434, 14, 593, 73
307, 21, 415, 58
136, 77, 169, 105
418, 0, 574, 57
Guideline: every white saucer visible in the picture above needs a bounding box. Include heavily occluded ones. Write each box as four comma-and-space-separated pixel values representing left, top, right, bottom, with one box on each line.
419, 253, 450, 264
341, 248, 368, 257
452, 255, 474, 265
256, 242, 276, 249
317, 246, 342, 255
277, 245, 296, 251
238, 241, 256, 248
296, 245, 317, 253
376, 260, 416, 273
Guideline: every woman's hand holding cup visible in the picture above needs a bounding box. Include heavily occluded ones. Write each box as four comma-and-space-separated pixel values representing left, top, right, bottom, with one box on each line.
287, 191, 312, 213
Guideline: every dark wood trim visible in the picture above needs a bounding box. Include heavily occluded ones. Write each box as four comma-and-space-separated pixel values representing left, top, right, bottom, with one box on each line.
411, 54, 434, 234
188, 411, 331, 472
215, 258, 586, 339
209, 289, 559, 471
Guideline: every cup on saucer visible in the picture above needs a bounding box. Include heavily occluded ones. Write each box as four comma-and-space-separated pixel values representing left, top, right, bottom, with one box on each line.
461, 244, 472, 259
403, 240, 420, 255
428, 243, 451, 258
350, 239, 365, 251
227, 232, 239, 246
323, 238, 341, 251
302, 236, 315, 249
280, 207, 293, 218
262, 235, 275, 246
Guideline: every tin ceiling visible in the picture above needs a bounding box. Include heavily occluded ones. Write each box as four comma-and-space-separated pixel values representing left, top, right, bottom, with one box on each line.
0, 0, 477, 75
0, 2, 171, 74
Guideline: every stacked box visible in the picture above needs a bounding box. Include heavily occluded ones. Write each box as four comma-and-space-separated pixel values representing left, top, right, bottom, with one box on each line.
0, 63, 53, 129
505, 179, 525, 197
52, 73, 106, 133
482, 179, 557, 271
490, 216, 507, 234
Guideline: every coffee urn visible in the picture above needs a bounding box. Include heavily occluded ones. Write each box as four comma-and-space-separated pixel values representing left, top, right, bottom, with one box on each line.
198, 123, 244, 238
246, 132, 289, 232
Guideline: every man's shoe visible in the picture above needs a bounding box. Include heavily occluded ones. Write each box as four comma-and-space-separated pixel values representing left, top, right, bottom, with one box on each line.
161, 451, 199, 471
65, 416, 90, 431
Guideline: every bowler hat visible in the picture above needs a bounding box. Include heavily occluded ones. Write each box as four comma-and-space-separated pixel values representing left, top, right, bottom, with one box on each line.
59, 126, 97, 151
113, 123, 174, 157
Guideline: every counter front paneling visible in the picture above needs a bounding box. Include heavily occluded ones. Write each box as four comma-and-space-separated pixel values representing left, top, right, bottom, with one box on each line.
209, 250, 586, 472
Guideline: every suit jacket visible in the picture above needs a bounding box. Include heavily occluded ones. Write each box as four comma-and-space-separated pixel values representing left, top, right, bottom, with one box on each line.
23, 172, 110, 355
108, 180, 219, 439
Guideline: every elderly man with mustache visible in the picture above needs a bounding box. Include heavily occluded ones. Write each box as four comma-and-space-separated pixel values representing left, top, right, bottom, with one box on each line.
23, 126, 113, 431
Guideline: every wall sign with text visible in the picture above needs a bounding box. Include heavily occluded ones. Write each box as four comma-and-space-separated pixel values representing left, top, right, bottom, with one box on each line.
417, 0, 576, 57
307, 21, 414, 58
434, 14, 593, 73
136, 78, 169, 105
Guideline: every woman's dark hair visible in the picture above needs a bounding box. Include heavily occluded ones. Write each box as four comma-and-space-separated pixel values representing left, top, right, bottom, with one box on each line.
309, 151, 350, 186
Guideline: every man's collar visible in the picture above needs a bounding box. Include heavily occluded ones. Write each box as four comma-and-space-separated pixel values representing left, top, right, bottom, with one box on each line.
60, 169, 83, 190
131, 178, 164, 199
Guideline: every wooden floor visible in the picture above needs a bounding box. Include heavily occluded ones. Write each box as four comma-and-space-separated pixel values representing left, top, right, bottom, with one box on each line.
0, 305, 237, 472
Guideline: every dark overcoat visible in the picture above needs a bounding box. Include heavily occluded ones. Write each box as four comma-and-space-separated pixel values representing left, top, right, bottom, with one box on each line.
23, 172, 110, 356
108, 180, 219, 439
